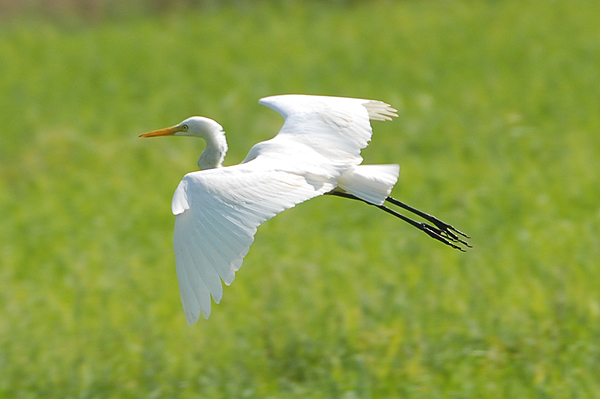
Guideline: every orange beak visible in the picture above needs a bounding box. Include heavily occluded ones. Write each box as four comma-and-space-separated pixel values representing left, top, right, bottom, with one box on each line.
139, 126, 181, 138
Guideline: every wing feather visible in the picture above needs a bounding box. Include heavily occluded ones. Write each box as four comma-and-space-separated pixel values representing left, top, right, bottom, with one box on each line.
173, 164, 335, 324
250, 95, 398, 178
190, 219, 224, 301
200, 212, 246, 279
176, 242, 211, 320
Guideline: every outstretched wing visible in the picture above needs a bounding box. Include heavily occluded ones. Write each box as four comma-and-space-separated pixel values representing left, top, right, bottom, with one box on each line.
172, 163, 335, 324
243, 95, 398, 178
173, 95, 397, 324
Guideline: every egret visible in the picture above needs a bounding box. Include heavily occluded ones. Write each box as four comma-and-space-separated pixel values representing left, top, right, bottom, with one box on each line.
141, 94, 469, 324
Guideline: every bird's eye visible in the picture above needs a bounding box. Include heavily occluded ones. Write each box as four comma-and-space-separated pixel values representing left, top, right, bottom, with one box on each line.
181, 125, 189, 131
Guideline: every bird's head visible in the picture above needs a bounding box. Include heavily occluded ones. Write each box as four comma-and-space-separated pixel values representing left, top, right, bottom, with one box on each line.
141, 116, 228, 169
140, 116, 223, 139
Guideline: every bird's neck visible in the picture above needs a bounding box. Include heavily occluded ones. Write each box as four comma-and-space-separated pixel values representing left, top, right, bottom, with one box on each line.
198, 129, 228, 170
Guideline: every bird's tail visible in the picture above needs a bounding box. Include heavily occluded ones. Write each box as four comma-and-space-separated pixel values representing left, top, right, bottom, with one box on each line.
336, 164, 399, 206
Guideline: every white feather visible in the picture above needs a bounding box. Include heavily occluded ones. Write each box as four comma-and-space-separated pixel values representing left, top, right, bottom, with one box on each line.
337, 164, 400, 206
173, 165, 336, 323
155, 95, 400, 324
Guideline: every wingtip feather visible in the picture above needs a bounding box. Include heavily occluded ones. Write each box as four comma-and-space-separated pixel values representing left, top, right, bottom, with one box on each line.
363, 101, 398, 121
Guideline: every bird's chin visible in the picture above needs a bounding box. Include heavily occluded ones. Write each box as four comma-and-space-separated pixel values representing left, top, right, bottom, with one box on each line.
174, 131, 197, 138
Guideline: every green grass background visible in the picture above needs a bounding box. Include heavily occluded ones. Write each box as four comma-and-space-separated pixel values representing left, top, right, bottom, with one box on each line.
1, 0, 599, 397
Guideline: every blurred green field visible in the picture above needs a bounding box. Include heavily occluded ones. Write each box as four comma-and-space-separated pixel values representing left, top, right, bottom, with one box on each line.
1, 0, 600, 397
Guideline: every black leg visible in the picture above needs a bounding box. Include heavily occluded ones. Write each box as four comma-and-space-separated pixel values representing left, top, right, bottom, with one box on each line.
329, 191, 470, 251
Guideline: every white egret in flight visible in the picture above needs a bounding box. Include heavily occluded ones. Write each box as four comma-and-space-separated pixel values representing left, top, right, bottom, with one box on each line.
141, 94, 469, 324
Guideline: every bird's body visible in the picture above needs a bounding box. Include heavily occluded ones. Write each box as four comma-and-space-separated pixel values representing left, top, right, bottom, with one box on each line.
141, 94, 469, 324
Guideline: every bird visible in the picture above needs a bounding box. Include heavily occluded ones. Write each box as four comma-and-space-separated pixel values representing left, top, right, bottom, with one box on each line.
140, 94, 470, 324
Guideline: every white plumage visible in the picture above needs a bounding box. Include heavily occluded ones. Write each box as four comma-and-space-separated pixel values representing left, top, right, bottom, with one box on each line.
141, 94, 469, 325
